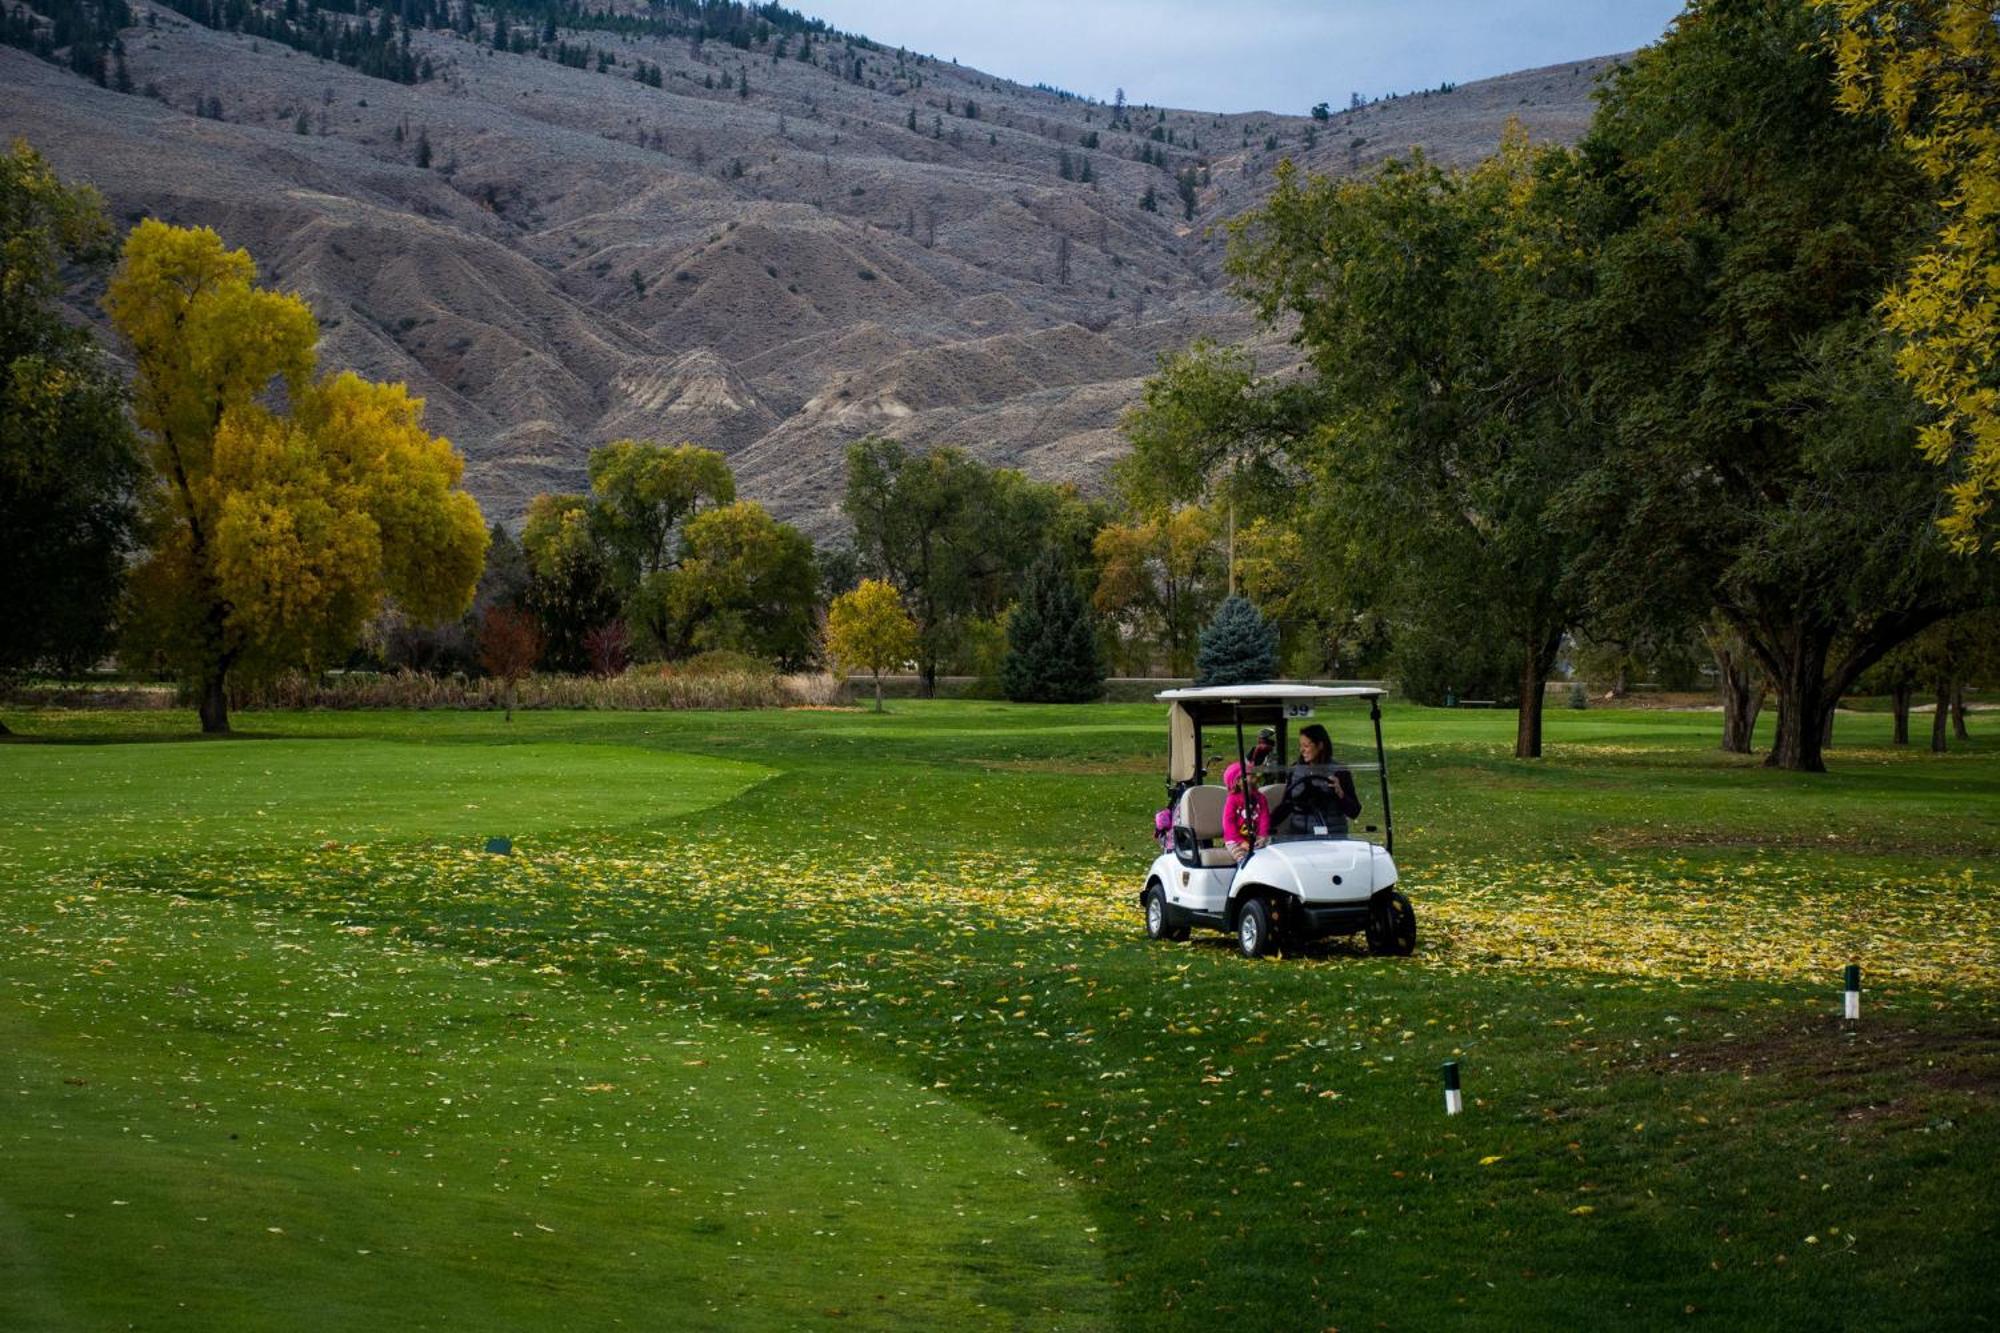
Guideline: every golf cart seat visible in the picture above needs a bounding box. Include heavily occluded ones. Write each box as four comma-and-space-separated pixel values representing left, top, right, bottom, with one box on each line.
1260, 782, 1287, 810
1175, 786, 1238, 867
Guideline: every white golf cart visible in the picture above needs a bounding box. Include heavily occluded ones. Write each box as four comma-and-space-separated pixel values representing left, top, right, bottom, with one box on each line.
1139, 684, 1416, 959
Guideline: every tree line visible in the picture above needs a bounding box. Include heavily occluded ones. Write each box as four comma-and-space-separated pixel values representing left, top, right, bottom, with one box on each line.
1117, 0, 2000, 772
5, 0, 1997, 763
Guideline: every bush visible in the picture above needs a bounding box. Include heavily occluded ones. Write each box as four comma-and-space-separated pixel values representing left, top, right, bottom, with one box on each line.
667, 649, 774, 678
1392, 621, 1518, 706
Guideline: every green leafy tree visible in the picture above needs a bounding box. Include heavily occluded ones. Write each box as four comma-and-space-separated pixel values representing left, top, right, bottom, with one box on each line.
663, 500, 818, 667
1118, 337, 1313, 593
1567, 0, 1974, 771
1001, 551, 1105, 703
1225, 128, 1599, 756
588, 439, 734, 586
1195, 594, 1278, 686
842, 438, 1065, 694
583, 439, 734, 652
0, 141, 140, 722
520, 495, 619, 673
1091, 506, 1223, 675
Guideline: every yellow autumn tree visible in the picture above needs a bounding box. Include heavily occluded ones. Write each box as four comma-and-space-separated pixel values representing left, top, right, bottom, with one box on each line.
107, 220, 487, 731
1818, 0, 2000, 550
825, 578, 916, 712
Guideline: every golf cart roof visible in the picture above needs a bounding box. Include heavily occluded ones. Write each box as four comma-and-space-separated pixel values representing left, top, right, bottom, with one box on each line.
1157, 684, 1386, 703
1161, 684, 1388, 787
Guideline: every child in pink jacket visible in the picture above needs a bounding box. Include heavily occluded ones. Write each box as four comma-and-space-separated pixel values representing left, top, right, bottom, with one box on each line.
1221, 761, 1270, 863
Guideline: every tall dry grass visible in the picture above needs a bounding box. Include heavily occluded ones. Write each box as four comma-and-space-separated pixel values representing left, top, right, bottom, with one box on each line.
235, 669, 848, 712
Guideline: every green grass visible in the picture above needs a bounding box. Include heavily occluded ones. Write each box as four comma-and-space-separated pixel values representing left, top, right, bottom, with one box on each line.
2, 701, 1995, 1330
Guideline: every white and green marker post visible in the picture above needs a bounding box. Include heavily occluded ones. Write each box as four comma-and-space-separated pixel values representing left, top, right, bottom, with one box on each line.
1442, 1060, 1463, 1115
1844, 963, 1861, 1022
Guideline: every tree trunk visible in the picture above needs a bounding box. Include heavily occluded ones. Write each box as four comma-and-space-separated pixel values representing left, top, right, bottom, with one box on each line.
1891, 684, 1911, 746
1763, 628, 1834, 773
1952, 682, 1970, 740
1820, 699, 1836, 750
1932, 682, 1949, 753
919, 658, 937, 699
1716, 644, 1763, 754
873, 670, 884, 713
1513, 630, 1560, 760
198, 672, 231, 734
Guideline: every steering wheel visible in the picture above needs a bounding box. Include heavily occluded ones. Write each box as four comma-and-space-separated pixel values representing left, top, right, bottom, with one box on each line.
1286, 772, 1338, 805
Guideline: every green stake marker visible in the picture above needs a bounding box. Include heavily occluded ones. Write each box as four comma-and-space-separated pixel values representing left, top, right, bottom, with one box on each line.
485, 836, 513, 856
1844, 963, 1861, 1022
1442, 1060, 1463, 1116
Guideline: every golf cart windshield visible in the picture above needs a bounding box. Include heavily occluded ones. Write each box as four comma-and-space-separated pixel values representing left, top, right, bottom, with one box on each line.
1158, 684, 1394, 851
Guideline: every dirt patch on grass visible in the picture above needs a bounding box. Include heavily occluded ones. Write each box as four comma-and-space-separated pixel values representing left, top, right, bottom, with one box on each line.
1593, 828, 2000, 856
1652, 1018, 2000, 1128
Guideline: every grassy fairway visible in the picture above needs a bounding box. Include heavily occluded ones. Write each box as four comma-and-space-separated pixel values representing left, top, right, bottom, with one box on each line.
2, 702, 1996, 1329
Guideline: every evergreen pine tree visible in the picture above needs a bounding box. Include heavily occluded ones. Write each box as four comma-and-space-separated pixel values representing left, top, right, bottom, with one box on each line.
1000, 553, 1105, 703
1194, 595, 1278, 686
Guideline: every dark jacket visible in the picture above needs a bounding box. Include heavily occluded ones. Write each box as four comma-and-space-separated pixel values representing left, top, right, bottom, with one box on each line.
1271, 760, 1362, 836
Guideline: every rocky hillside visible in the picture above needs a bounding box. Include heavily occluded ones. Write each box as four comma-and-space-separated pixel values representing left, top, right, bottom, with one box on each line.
3, 2, 1615, 536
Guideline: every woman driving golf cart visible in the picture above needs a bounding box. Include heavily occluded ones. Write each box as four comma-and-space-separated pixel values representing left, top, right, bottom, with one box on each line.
1271, 722, 1362, 840
1140, 684, 1415, 958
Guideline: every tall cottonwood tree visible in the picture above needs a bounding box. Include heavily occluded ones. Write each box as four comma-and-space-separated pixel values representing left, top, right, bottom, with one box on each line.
107, 220, 487, 732
585, 439, 734, 653
663, 499, 819, 667
842, 438, 1082, 695
1090, 506, 1224, 676
0, 141, 140, 717
1569, 0, 1973, 771
1226, 128, 1600, 757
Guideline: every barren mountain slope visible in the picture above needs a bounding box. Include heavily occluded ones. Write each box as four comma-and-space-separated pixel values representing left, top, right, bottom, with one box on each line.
3, 5, 1615, 536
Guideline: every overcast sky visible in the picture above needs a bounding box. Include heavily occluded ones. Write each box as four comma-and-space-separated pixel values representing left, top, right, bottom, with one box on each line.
799, 0, 1688, 115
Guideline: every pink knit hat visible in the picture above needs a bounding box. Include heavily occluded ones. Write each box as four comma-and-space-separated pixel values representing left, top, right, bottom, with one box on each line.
1223, 761, 1247, 790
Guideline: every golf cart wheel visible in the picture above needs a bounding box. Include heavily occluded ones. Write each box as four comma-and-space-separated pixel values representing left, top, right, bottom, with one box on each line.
1144, 886, 1170, 941
1237, 897, 1272, 959
1366, 889, 1417, 957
